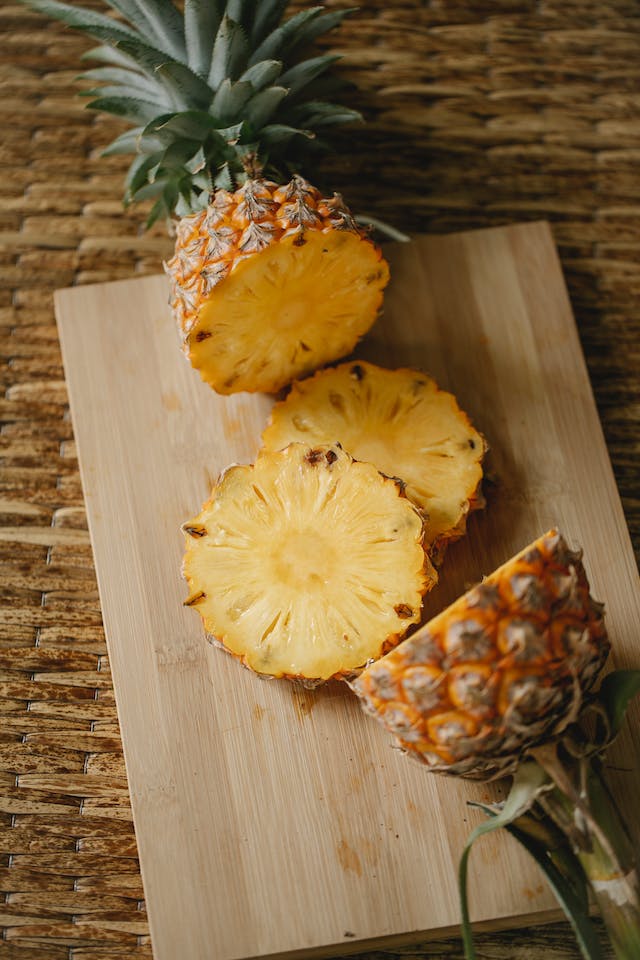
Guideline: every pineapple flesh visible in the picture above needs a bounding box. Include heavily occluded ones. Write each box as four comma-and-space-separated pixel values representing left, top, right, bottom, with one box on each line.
183, 443, 436, 681
351, 530, 610, 779
166, 181, 389, 394
262, 361, 486, 548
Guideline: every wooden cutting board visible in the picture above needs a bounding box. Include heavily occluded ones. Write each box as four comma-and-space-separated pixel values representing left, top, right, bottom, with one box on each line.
55, 222, 640, 960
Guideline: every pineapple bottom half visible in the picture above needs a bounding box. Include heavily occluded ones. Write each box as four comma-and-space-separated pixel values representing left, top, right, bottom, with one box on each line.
183, 443, 435, 681
351, 530, 610, 779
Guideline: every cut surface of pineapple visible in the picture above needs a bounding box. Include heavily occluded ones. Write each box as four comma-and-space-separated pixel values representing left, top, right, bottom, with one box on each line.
262, 361, 486, 546
166, 180, 390, 395
184, 228, 388, 395
351, 530, 610, 779
183, 443, 435, 681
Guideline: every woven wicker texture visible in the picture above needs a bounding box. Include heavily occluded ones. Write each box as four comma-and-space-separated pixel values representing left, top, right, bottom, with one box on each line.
1, 0, 638, 957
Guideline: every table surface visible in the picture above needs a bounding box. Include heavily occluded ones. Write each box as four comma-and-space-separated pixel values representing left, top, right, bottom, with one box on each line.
1, 2, 638, 959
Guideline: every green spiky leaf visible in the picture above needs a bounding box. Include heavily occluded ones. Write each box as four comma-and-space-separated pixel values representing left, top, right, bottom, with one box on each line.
184, 0, 222, 78
81, 43, 147, 73
279, 54, 340, 99
243, 86, 288, 132
250, 0, 288, 48
286, 72, 352, 107
208, 15, 250, 88
214, 162, 234, 190
78, 67, 166, 103
87, 95, 163, 124
124, 0, 185, 60
597, 670, 640, 742
100, 0, 184, 60
259, 123, 313, 146
159, 140, 203, 170
217, 121, 245, 142
22, 0, 140, 43
110, 38, 173, 75
23, 0, 363, 218
131, 178, 166, 202
477, 804, 606, 960
290, 8, 357, 49
124, 151, 163, 201
146, 192, 171, 227
128, 152, 164, 191
155, 62, 214, 111
142, 111, 222, 145
238, 59, 283, 91
101, 126, 144, 156
459, 761, 550, 960
225, 0, 251, 29
249, 8, 324, 65
291, 100, 362, 127
211, 79, 253, 123
80, 84, 171, 112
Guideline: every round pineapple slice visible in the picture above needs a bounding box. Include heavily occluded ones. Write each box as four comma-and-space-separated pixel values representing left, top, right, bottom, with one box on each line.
262, 361, 487, 549
182, 443, 435, 681
165, 178, 390, 395
351, 530, 610, 780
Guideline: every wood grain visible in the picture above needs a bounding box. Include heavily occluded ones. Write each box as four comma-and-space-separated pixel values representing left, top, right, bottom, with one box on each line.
54, 222, 640, 960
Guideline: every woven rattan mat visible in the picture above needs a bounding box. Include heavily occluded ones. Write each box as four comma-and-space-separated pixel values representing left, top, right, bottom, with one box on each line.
1, 1, 638, 958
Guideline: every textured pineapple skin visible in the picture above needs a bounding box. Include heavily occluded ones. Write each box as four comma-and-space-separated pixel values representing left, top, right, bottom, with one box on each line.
351, 530, 610, 780
262, 360, 487, 551
182, 443, 435, 682
164, 177, 390, 394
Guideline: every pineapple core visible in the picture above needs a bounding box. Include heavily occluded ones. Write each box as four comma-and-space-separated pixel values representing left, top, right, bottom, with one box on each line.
182, 443, 435, 680
185, 230, 389, 395
262, 361, 486, 548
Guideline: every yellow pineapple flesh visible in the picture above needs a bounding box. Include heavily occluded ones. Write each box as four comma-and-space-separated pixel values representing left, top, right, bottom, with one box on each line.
351, 529, 609, 779
182, 443, 435, 681
165, 179, 389, 395
262, 361, 486, 550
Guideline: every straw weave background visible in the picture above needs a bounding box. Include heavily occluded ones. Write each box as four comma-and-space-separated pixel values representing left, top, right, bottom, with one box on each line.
1, 0, 639, 957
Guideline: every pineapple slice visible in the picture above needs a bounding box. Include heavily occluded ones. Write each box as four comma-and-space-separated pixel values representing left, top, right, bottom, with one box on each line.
351, 530, 610, 779
167, 181, 389, 395
183, 443, 435, 681
262, 361, 486, 549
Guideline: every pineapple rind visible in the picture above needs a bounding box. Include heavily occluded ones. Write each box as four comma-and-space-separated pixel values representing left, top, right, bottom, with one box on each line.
351, 529, 610, 779
262, 361, 487, 546
183, 443, 435, 680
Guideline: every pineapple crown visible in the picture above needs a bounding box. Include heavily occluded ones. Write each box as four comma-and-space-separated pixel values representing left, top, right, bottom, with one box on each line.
24, 0, 361, 224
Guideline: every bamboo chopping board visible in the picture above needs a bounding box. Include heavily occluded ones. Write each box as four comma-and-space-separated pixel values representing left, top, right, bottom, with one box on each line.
55, 222, 640, 960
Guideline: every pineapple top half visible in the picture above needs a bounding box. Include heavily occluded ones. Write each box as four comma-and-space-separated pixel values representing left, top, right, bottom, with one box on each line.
25, 0, 391, 393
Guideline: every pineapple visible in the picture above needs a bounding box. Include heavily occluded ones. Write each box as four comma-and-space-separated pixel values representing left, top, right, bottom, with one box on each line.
167, 182, 389, 393
182, 442, 436, 681
262, 361, 487, 550
351, 530, 610, 779
25, 0, 389, 394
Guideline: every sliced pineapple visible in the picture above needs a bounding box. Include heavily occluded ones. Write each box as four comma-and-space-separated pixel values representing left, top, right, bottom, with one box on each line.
29, 0, 390, 396
262, 361, 486, 549
351, 530, 610, 779
183, 443, 435, 681
168, 180, 390, 395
